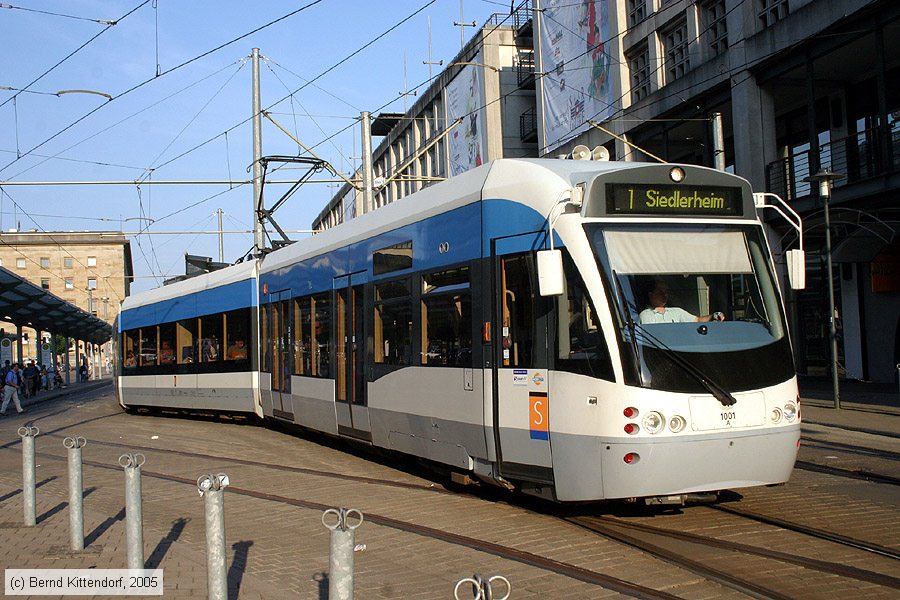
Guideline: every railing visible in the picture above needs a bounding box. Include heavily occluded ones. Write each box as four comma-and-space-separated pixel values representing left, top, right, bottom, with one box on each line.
487, 0, 532, 30
766, 124, 900, 201
520, 106, 538, 143
516, 51, 535, 89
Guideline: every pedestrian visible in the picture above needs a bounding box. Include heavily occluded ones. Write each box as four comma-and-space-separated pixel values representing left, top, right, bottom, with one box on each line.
0, 363, 24, 416
79, 362, 88, 383
22, 361, 35, 399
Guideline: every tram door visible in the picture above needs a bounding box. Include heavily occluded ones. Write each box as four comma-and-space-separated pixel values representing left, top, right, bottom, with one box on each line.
268, 291, 293, 419
334, 274, 371, 440
491, 238, 553, 483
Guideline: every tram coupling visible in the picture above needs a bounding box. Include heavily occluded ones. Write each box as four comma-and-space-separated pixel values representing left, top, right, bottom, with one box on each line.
643, 492, 719, 506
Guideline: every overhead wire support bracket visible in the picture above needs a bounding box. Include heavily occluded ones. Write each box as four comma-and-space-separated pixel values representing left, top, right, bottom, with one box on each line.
250, 155, 327, 252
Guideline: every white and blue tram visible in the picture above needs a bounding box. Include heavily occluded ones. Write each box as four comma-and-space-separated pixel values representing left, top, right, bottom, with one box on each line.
117, 159, 801, 503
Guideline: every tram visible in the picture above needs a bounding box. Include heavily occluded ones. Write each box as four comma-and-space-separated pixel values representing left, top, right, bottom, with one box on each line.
116, 159, 801, 503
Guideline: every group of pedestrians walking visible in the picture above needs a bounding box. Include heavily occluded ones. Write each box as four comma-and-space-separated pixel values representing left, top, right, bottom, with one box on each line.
0, 359, 64, 417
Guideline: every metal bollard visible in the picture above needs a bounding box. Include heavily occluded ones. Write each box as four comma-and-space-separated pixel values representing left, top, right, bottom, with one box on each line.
322, 508, 363, 600
18, 426, 39, 527
198, 473, 230, 600
119, 453, 146, 569
454, 574, 511, 600
64, 436, 87, 550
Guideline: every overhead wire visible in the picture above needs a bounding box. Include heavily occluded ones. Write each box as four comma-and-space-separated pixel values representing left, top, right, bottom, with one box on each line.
0, 2, 118, 25
0, 0, 328, 175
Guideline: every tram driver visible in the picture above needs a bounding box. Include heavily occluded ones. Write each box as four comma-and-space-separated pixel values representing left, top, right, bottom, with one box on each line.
639, 280, 725, 325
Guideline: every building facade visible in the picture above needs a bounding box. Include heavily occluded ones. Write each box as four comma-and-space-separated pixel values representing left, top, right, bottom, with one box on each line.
0, 231, 133, 361
310, 0, 899, 384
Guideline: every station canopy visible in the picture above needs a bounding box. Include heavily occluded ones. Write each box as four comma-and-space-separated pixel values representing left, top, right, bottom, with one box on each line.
0, 267, 112, 344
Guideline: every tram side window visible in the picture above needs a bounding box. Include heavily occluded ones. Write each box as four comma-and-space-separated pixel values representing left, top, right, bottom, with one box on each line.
177, 318, 198, 364
294, 298, 308, 375
158, 323, 176, 365
374, 278, 412, 365
500, 254, 535, 368
200, 314, 222, 362
421, 267, 472, 367
123, 331, 138, 369
313, 292, 330, 377
224, 308, 250, 362
555, 252, 614, 381
139, 327, 157, 367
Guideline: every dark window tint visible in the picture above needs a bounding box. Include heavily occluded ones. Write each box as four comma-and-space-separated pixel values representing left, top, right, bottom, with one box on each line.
177, 319, 198, 364
373, 241, 412, 275
225, 308, 250, 362
422, 267, 472, 367
500, 254, 535, 368
158, 323, 176, 365
139, 327, 157, 367
374, 278, 411, 365
123, 331, 138, 370
200, 314, 222, 362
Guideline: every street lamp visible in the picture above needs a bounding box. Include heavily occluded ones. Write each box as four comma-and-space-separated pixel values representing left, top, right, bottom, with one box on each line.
804, 168, 845, 409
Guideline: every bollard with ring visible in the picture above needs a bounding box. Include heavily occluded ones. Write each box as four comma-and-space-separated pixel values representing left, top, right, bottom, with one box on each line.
118, 453, 146, 569
64, 436, 87, 551
454, 573, 511, 600
198, 473, 230, 600
322, 508, 363, 600
18, 426, 40, 527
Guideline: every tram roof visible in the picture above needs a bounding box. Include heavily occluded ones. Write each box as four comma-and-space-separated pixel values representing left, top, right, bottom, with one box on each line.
0, 266, 112, 344
120, 259, 257, 312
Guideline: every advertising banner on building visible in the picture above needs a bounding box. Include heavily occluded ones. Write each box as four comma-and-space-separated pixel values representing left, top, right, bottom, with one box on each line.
446, 56, 487, 176
536, 0, 614, 154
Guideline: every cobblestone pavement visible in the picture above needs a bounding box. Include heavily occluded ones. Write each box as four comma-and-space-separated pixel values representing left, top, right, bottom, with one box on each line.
0, 386, 897, 599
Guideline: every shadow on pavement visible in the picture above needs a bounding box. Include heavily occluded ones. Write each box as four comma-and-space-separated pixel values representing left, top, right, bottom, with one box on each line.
228, 539, 253, 600
145, 517, 190, 569
85, 506, 125, 547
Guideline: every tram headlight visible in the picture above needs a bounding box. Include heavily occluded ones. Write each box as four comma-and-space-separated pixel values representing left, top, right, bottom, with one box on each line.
783, 403, 797, 422
770, 407, 783, 424
668, 415, 686, 433
642, 411, 664, 434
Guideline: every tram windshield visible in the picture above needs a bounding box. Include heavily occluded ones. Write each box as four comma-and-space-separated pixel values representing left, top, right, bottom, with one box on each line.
588, 224, 793, 393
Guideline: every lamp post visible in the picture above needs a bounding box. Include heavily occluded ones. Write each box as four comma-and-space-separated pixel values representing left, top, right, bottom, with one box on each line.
804, 168, 845, 409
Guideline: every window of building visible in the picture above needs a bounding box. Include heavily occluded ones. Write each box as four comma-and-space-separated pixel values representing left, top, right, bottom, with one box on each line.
64, 257, 73, 268
758, 0, 788, 29
703, 0, 728, 57
87, 278, 97, 290
627, 43, 651, 103
627, 0, 646, 27
87, 256, 97, 267
421, 267, 472, 367
65, 278, 74, 290
16, 258, 26, 269
40, 257, 50, 268
40, 278, 50, 290
662, 17, 690, 83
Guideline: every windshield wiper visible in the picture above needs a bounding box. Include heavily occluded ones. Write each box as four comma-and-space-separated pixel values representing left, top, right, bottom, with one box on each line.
633, 322, 738, 407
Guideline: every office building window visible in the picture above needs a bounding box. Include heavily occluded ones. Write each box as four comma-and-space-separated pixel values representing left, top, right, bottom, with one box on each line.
41, 278, 50, 290
627, 43, 651, 103
65, 278, 74, 290
703, 0, 728, 57
662, 17, 690, 83
627, 0, 646, 27
40, 257, 50, 268
87, 256, 97, 267
16, 258, 26, 269
758, 0, 788, 28
64, 257, 73, 268
88, 278, 97, 290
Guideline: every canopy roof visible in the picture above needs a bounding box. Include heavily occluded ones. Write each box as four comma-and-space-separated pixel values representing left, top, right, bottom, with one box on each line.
0, 267, 112, 343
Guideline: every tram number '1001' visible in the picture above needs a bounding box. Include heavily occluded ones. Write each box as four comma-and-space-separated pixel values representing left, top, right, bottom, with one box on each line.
720, 411, 736, 422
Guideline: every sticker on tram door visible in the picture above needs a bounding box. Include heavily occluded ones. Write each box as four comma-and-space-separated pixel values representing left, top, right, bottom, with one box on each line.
529, 392, 549, 440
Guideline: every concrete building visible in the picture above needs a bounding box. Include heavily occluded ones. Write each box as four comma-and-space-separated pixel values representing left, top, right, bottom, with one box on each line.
309, 1, 898, 384
0, 231, 133, 362
313, 9, 538, 230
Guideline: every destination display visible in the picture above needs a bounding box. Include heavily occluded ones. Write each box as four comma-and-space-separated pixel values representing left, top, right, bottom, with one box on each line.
605, 183, 744, 216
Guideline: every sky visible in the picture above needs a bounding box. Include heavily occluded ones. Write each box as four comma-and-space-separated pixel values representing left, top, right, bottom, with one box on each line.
0, 0, 513, 294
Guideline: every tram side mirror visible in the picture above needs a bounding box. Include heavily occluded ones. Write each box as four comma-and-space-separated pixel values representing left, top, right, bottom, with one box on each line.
537, 249, 565, 296
786, 249, 806, 290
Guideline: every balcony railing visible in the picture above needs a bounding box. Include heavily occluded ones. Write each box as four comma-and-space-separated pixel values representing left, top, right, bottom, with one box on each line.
516, 51, 535, 89
488, 1, 532, 30
520, 106, 538, 143
766, 124, 899, 201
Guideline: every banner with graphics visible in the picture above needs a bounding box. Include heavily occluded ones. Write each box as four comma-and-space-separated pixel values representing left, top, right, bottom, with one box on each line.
40, 342, 52, 366
0, 338, 11, 366
537, 0, 614, 154
446, 56, 487, 176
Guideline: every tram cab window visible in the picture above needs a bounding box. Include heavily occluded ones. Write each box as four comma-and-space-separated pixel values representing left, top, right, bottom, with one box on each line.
555, 252, 614, 380
421, 266, 472, 367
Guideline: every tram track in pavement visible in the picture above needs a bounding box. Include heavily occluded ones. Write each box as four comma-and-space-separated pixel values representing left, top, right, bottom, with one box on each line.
19, 446, 684, 600
565, 515, 900, 600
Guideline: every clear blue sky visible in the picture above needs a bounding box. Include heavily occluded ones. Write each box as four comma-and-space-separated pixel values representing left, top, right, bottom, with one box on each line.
0, 0, 510, 293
